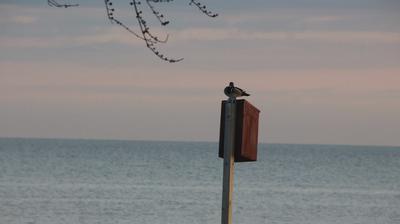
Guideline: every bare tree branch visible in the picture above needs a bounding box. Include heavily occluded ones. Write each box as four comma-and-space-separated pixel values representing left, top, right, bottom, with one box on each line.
48, 0, 218, 63
48, 0, 79, 8
189, 0, 218, 17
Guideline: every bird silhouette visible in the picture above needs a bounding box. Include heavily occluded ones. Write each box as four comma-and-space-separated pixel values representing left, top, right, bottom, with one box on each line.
224, 82, 250, 98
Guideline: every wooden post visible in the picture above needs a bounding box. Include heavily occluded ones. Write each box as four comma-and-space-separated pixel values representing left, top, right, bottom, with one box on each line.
221, 97, 236, 224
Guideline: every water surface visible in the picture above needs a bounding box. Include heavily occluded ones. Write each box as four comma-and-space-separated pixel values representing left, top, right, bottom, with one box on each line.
0, 138, 399, 224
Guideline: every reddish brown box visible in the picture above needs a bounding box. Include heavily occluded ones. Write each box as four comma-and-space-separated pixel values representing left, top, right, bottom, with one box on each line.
219, 99, 260, 162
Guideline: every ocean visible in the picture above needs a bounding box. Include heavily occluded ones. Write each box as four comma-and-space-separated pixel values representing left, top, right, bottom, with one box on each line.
0, 138, 399, 224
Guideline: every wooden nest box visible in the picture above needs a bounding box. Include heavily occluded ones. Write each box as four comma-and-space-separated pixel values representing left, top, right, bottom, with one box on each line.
219, 99, 260, 162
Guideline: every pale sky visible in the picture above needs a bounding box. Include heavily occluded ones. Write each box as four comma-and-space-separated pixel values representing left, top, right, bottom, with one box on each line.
1, 0, 400, 146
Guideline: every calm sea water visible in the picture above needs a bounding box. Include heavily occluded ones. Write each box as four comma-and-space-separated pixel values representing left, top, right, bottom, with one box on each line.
0, 138, 399, 224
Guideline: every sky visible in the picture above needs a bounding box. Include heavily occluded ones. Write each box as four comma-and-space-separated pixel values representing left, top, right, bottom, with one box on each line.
1, 0, 400, 146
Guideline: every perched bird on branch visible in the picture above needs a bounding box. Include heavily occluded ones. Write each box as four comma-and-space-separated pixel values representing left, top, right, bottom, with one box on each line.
224, 82, 250, 98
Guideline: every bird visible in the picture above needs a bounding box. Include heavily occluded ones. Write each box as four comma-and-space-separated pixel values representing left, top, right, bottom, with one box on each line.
224, 82, 250, 98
